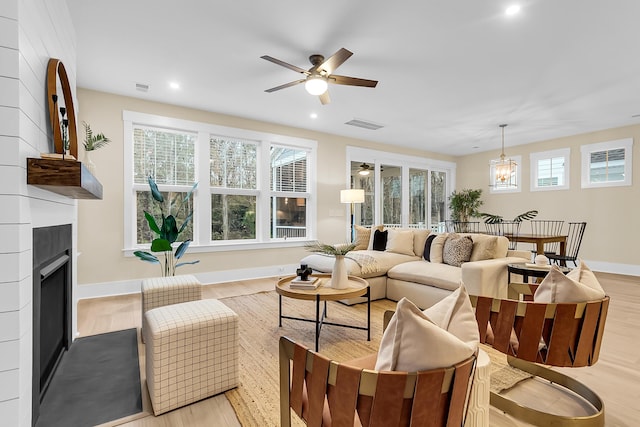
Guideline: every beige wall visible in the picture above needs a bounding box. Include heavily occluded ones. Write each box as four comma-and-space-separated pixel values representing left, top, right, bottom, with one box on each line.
76, 88, 454, 286
456, 125, 640, 272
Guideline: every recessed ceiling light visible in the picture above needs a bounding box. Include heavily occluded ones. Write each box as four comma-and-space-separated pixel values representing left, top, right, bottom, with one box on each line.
310, 113, 318, 119
169, 82, 180, 90
505, 5, 521, 16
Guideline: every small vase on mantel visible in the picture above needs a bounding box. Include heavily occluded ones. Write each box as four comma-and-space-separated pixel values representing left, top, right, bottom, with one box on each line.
83, 150, 96, 176
331, 255, 349, 289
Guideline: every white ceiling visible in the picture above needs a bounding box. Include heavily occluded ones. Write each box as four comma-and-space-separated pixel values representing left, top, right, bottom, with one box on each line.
66, 0, 640, 156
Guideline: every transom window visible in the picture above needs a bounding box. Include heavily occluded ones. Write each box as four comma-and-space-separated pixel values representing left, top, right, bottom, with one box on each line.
581, 138, 633, 188
123, 111, 317, 253
530, 148, 570, 191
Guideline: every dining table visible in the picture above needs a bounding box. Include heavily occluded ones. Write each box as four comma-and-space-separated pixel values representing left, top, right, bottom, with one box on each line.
504, 233, 567, 265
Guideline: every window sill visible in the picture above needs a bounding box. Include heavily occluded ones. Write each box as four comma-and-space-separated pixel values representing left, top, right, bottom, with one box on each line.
123, 238, 313, 257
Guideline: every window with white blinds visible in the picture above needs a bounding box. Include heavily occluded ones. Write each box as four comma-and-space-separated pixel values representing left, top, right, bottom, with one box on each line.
530, 148, 570, 191
581, 138, 633, 188
123, 111, 317, 251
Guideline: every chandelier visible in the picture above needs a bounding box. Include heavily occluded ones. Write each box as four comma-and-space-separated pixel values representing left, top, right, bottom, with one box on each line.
491, 124, 517, 188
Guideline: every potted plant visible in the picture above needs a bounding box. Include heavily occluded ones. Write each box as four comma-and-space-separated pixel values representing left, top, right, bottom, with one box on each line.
133, 176, 200, 276
448, 188, 483, 223
305, 242, 356, 289
82, 121, 110, 175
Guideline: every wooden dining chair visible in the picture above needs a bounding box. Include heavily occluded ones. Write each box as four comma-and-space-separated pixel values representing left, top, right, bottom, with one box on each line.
529, 219, 564, 255
470, 284, 609, 426
546, 222, 587, 267
279, 336, 477, 427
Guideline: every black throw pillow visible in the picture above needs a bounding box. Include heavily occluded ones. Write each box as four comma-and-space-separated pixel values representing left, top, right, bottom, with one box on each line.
372, 229, 388, 251
423, 234, 437, 261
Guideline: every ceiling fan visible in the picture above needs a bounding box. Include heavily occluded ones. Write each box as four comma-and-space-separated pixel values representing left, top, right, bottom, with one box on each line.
261, 48, 378, 105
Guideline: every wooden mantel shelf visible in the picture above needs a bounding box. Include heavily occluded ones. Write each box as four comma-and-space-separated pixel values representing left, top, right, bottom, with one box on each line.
27, 158, 103, 199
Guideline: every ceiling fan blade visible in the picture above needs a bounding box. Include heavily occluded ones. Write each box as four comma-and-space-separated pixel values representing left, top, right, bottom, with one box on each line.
316, 48, 353, 74
265, 79, 306, 93
330, 75, 378, 88
319, 90, 331, 105
261, 55, 310, 75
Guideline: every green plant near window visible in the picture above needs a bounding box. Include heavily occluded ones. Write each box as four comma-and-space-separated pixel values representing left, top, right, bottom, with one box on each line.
82, 121, 110, 151
448, 188, 483, 223
133, 176, 200, 276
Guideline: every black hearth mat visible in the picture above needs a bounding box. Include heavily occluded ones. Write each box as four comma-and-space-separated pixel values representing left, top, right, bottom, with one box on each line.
36, 328, 142, 427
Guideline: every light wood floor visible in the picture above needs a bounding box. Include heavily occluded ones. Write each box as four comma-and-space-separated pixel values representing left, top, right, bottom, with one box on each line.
78, 273, 639, 427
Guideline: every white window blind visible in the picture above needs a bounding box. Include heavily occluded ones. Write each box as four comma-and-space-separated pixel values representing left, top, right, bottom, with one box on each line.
210, 137, 257, 189
581, 138, 633, 188
133, 126, 195, 185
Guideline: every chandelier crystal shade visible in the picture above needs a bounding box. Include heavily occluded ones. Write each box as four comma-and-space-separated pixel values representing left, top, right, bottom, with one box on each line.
491, 124, 518, 188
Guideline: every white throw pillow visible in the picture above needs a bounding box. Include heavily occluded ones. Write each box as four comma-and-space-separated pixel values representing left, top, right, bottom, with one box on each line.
385, 229, 415, 256
423, 285, 479, 350
375, 287, 478, 372
429, 233, 449, 264
534, 263, 606, 303
566, 260, 603, 293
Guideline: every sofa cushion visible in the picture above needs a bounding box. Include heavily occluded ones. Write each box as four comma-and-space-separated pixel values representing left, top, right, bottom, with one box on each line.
387, 260, 462, 292
372, 229, 388, 251
429, 233, 449, 263
353, 225, 372, 251
374, 289, 477, 372
385, 229, 415, 256
442, 234, 474, 267
366, 225, 384, 250
301, 250, 419, 279
411, 229, 431, 258
467, 234, 509, 261
534, 262, 605, 303
423, 234, 437, 261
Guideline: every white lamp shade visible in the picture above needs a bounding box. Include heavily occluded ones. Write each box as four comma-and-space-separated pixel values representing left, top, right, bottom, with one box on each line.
340, 189, 365, 204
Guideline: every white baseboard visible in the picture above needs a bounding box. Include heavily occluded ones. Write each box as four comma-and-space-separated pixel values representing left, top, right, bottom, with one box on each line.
75, 263, 299, 300
582, 259, 640, 277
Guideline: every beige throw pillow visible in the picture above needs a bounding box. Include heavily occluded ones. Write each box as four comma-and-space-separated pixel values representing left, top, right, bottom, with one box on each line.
375, 286, 478, 372
385, 229, 415, 256
534, 263, 606, 303
429, 233, 448, 263
412, 229, 431, 258
353, 225, 372, 251
469, 235, 498, 261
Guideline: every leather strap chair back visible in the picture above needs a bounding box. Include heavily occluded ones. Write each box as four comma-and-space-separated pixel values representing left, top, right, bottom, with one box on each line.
279, 336, 476, 427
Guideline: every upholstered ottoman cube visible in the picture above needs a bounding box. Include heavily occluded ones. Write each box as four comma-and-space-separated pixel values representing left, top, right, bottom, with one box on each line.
141, 274, 202, 340
143, 299, 239, 415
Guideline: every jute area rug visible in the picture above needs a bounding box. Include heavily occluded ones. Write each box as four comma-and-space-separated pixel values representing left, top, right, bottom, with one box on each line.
221, 291, 530, 427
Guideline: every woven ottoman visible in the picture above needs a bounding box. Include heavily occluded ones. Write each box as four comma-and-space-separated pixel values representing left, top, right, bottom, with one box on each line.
143, 299, 239, 415
141, 274, 202, 340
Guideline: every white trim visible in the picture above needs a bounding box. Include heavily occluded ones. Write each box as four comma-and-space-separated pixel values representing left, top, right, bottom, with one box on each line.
580, 138, 633, 188
530, 147, 571, 192
75, 264, 299, 299
581, 259, 640, 277
122, 110, 318, 251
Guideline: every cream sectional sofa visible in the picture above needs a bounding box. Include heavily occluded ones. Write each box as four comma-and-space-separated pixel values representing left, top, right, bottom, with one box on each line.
301, 227, 529, 308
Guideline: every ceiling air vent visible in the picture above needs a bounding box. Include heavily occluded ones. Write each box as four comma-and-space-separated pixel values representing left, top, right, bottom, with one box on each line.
135, 82, 149, 92
345, 119, 384, 130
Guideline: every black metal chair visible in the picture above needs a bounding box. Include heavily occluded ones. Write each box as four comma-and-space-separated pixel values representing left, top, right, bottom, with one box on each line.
530, 220, 564, 255
546, 222, 587, 267
484, 221, 520, 250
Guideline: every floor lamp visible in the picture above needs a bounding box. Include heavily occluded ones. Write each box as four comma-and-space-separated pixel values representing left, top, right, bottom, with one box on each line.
340, 189, 365, 242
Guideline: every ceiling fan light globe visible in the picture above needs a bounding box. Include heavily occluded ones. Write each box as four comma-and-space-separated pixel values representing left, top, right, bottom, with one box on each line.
305, 76, 328, 95
358, 169, 370, 176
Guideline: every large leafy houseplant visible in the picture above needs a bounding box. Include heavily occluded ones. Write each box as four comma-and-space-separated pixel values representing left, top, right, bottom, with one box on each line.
134, 177, 199, 276
448, 188, 483, 223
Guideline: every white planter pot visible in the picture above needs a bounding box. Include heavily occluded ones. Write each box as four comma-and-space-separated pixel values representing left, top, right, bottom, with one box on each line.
331, 255, 349, 289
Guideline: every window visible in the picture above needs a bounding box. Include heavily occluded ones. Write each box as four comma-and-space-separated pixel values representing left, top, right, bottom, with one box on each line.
530, 148, 570, 191
581, 138, 633, 188
123, 111, 317, 252
489, 155, 522, 193
346, 146, 455, 233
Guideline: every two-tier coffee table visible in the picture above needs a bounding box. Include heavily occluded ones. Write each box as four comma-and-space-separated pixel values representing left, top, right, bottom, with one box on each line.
276, 273, 370, 351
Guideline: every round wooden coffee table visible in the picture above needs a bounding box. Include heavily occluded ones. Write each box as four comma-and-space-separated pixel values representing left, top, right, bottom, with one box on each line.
276, 273, 370, 351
